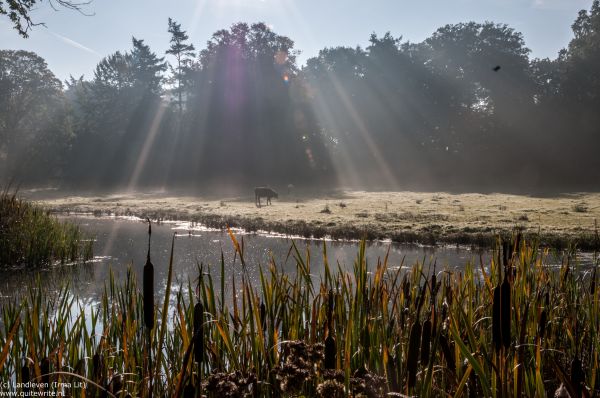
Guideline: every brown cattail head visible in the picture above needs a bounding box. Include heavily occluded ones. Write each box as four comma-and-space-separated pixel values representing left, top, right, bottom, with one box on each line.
324, 335, 336, 369
143, 219, 154, 330
362, 323, 371, 361
40, 357, 50, 386
431, 272, 437, 296
92, 353, 102, 379
143, 255, 154, 330
421, 318, 432, 366
571, 357, 584, 397
260, 301, 266, 331
327, 289, 334, 333
407, 320, 422, 388
387, 352, 399, 392
492, 285, 501, 351
501, 276, 511, 349
110, 375, 123, 395
538, 309, 547, 340
21, 364, 30, 384
183, 384, 195, 398
403, 277, 410, 306
194, 302, 204, 365
439, 333, 456, 372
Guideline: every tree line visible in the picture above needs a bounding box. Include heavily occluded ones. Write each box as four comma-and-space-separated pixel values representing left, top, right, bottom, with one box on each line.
1, 1, 599, 193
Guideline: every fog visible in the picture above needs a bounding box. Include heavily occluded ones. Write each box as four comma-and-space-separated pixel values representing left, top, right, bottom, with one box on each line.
1, 8, 600, 195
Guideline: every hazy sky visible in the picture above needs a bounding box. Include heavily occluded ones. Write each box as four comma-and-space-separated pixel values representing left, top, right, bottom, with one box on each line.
0, 0, 592, 82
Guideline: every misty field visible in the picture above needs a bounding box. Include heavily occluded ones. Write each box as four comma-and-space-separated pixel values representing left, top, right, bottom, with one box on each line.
34, 190, 600, 248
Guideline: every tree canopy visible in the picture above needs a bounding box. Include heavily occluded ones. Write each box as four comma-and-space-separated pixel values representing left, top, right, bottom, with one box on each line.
1, 5, 599, 193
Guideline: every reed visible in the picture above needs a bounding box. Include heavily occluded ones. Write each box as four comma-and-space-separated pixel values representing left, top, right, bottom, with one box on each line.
0, 191, 92, 267
0, 230, 598, 397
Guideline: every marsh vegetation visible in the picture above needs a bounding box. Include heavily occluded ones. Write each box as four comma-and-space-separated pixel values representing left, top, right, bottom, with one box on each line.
0, 229, 598, 397
0, 191, 92, 268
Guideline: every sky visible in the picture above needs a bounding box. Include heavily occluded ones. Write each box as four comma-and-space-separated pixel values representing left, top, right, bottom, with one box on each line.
0, 0, 593, 82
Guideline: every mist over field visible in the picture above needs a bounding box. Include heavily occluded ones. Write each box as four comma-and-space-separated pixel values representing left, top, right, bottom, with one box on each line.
1, 2, 599, 195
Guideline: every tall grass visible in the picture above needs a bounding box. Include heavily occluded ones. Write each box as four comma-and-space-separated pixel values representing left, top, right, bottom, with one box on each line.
0, 191, 93, 267
0, 229, 598, 397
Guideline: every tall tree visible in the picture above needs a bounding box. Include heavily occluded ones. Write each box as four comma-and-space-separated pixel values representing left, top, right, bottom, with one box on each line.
166, 18, 195, 113
0, 50, 69, 182
66, 38, 169, 187
130, 37, 167, 95
180, 22, 332, 187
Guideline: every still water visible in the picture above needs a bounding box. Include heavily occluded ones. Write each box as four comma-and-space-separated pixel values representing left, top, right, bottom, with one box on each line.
0, 215, 596, 302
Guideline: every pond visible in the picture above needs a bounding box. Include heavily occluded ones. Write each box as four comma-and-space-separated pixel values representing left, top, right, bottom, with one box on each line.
0, 215, 596, 303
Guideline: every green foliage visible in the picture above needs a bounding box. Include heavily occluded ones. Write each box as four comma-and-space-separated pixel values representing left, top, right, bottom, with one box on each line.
0, 191, 92, 267
0, 50, 71, 183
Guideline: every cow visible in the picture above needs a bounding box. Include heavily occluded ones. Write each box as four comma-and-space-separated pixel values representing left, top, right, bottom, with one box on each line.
255, 187, 278, 207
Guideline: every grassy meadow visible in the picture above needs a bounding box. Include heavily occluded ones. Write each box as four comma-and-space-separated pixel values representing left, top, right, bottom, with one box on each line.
35, 190, 600, 249
1, 227, 598, 397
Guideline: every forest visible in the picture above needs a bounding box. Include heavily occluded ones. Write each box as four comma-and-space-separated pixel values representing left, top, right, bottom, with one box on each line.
1, 1, 599, 194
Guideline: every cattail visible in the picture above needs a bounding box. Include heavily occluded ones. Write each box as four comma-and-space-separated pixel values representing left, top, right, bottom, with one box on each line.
538, 309, 547, 340
501, 276, 511, 349
439, 334, 455, 372
324, 335, 336, 369
183, 384, 195, 398
194, 302, 204, 365
143, 221, 154, 330
327, 289, 334, 332
362, 323, 371, 362
92, 353, 103, 381
40, 357, 50, 386
260, 301, 266, 331
387, 318, 395, 337
571, 357, 584, 397
110, 375, 123, 394
431, 272, 437, 296
492, 285, 501, 351
407, 320, 421, 388
420, 319, 432, 366
387, 353, 399, 392
21, 364, 30, 384
403, 278, 410, 306
591, 267, 597, 295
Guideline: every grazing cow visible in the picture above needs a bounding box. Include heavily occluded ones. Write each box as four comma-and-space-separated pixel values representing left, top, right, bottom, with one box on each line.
255, 187, 278, 207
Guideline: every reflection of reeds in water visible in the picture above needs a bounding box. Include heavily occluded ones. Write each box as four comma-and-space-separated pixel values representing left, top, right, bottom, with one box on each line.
0, 229, 599, 397
0, 191, 93, 267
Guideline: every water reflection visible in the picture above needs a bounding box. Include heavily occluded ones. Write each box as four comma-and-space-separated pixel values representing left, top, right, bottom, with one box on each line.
0, 215, 596, 303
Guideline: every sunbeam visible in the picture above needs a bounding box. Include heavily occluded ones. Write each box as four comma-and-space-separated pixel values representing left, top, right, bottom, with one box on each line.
127, 102, 168, 191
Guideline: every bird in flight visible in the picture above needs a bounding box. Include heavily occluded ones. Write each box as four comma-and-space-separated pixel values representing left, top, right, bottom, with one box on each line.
493, 65, 501, 72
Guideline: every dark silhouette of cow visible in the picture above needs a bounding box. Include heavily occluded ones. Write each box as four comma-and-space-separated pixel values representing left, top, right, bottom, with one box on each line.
255, 187, 278, 207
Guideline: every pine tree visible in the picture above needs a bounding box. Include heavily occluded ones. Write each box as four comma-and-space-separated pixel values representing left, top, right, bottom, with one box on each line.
131, 37, 167, 95
166, 18, 195, 112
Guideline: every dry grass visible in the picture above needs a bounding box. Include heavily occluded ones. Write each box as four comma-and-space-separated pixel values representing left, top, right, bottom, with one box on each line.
32, 190, 600, 248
